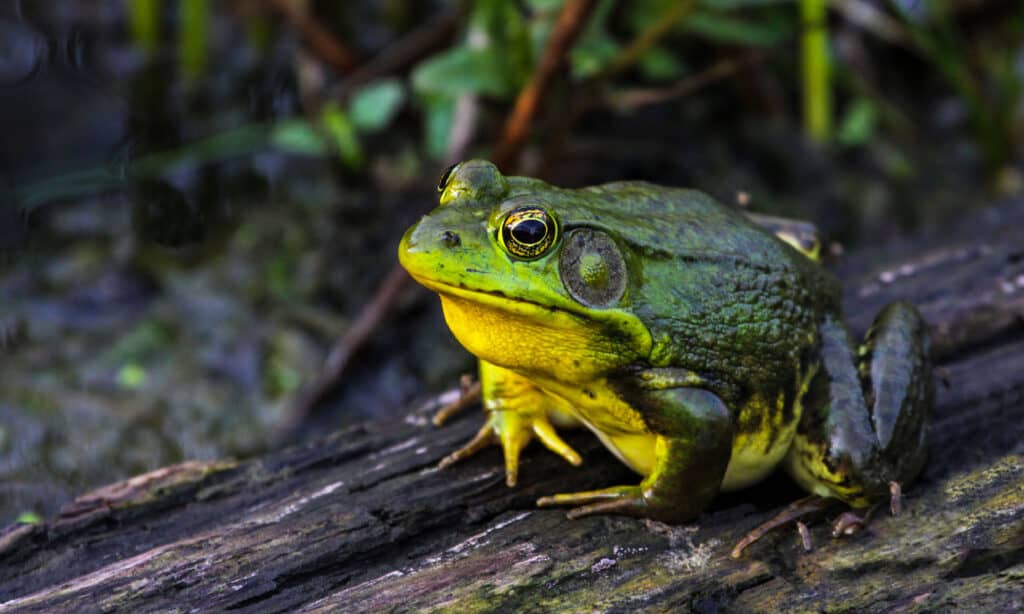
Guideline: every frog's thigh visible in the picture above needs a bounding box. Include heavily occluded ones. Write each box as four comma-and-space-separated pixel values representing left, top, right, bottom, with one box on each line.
539, 387, 733, 523
785, 306, 931, 506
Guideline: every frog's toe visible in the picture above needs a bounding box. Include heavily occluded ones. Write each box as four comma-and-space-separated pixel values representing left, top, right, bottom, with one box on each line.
531, 418, 582, 466
832, 510, 867, 536
537, 485, 645, 518
889, 481, 902, 515
432, 376, 482, 426
438, 422, 496, 470
731, 495, 836, 558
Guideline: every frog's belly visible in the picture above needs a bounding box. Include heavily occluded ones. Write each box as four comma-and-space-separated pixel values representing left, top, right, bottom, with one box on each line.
585, 426, 797, 491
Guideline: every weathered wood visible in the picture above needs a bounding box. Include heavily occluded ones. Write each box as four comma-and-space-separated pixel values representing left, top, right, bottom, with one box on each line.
2, 201, 1023, 613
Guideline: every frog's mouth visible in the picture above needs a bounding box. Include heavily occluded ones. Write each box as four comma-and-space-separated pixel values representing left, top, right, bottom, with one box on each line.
407, 274, 572, 321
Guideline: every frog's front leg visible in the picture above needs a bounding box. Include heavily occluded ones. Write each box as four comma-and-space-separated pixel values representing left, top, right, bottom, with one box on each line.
785, 302, 933, 530
439, 360, 582, 486
538, 380, 733, 524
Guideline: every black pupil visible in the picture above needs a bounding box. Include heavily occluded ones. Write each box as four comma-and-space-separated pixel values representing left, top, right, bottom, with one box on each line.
512, 218, 547, 245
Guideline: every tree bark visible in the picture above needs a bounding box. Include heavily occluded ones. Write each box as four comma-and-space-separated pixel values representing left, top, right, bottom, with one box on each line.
2, 201, 1023, 613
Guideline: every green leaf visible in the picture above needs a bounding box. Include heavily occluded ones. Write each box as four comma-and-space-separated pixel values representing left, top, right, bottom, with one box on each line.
320, 102, 363, 168
568, 0, 619, 79
16, 511, 43, 525
570, 35, 620, 79
349, 79, 405, 133
412, 46, 517, 98
117, 363, 147, 390
269, 119, 327, 155
639, 45, 687, 81
700, 0, 794, 8
423, 95, 455, 160
525, 0, 563, 11
683, 10, 793, 46
838, 99, 876, 146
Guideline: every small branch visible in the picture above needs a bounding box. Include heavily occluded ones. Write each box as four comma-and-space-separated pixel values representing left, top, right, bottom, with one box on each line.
491, 0, 599, 171
280, 265, 410, 436
600, 0, 698, 80
539, 0, 705, 171
604, 52, 766, 111
269, 0, 359, 73
280, 23, 481, 432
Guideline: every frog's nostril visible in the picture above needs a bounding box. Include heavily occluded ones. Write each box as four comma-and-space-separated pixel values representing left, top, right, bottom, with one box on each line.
441, 231, 461, 248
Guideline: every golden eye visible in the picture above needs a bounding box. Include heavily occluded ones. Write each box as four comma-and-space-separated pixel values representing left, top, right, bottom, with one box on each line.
501, 207, 557, 259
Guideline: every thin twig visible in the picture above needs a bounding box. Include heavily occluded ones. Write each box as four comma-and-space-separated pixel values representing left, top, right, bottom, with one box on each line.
491, 0, 599, 171
281, 264, 410, 436
269, 0, 359, 73
539, 0, 710, 172
600, 0, 698, 80
604, 52, 766, 111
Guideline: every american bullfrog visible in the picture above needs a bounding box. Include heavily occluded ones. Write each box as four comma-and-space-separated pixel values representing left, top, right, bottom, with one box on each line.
398, 160, 933, 551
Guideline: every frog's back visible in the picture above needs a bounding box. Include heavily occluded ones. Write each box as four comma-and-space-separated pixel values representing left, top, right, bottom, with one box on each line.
558, 181, 837, 406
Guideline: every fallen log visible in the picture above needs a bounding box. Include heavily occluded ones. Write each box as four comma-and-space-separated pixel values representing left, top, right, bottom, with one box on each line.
2, 200, 1023, 612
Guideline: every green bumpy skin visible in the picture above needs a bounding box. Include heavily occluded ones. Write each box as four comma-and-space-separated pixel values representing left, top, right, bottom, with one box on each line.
398, 159, 934, 525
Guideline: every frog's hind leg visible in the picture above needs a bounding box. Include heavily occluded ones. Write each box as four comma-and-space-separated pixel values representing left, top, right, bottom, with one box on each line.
734, 304, 931, 555
785, 303, 932, 529
538, 385, 734, 524
730, 495, 839, 558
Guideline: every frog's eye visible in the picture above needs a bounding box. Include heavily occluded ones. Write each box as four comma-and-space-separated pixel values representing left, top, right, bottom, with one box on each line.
437, 162, 458, 192
501, 206, 558, 260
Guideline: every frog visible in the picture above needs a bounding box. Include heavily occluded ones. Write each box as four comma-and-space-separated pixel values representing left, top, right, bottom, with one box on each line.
398, 159, 933, 553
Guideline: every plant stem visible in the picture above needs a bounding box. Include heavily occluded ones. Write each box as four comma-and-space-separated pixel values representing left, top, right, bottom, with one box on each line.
179, 0, 208, 81
130, 0, 160, 54
801, 0, 832, 142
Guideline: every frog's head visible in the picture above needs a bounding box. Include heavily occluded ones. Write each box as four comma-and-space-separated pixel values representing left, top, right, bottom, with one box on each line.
398, 160, 651, 377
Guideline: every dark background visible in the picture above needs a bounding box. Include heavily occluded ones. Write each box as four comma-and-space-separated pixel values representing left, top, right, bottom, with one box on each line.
1, 0, 1021, 525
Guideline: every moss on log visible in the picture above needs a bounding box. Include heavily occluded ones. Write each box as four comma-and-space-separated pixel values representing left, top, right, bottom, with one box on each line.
2, 201, 1023, 612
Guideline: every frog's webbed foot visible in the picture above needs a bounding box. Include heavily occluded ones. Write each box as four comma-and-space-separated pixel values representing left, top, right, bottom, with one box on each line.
434, 363, 583, 486
537, 485, 647, 519
731, 495, 837, 558
732, 480, 903, 557
439, 408, 582, 487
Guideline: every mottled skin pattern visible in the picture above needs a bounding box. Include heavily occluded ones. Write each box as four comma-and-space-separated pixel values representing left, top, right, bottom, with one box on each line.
399, 160, 933, 529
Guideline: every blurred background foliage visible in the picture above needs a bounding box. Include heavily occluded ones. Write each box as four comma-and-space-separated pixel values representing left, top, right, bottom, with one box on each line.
0, 0, 1022, 524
